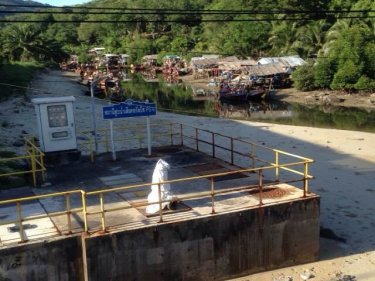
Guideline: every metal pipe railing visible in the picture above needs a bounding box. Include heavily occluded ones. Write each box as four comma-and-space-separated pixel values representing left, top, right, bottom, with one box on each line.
0, 138, 46, 187
78, 126, 179, 162
0, 122, 315, 244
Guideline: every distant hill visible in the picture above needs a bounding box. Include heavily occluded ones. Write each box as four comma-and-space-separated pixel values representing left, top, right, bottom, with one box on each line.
0, 0, 50, 17
0, 0, 48, 6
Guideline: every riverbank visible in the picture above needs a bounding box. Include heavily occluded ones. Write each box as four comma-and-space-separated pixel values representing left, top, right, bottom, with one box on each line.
180, 74, 375, 110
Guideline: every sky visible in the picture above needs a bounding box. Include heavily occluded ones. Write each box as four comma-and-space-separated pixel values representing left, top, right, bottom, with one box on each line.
36, 0, 91, 6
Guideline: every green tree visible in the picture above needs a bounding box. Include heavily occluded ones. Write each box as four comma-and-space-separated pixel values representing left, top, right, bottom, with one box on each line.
331, 60, 361, 90
314, 58, 336, 89
268, 21, 300, 56
1, 24, 67, 62
294, 20, 330, 58
354, 75, 375, 91
291, 62, 316, 91
321, 20, 351, 56
328, 25, 373, 90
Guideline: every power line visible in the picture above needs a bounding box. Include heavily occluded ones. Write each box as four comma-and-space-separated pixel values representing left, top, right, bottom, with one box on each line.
0, 15, 373, 24
1, 5, 373, 23
1, 4, 373, 13
1, 9, 374, 15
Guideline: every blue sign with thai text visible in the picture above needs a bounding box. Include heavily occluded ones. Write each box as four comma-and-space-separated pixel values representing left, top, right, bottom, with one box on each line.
102, 99, 157, 120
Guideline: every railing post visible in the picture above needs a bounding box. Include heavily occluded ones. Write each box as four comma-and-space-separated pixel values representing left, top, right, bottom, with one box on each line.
210, 177, 216, 214
158, 183, 163, 223
40, 153, 45, 182
16, 202, 26, 243
212, 133, 215, 158
195, 128, 199, 151
258, 169, 263, 206
100, 192, 107, 232
303, 162, 308, 197
180, 123, 183, 146
66, 193, 72, 234
275, 151, 279, 182
81, 191, 88, 233
230, 137, 234, 165
31, 146, 37, 187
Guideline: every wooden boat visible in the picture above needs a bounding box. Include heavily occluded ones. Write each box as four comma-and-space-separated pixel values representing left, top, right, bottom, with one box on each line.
219, 87, 266, 103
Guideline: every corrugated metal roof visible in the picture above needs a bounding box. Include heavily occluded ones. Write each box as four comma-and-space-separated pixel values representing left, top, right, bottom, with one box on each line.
219, 59, 257, 71
163, 55, 180, 59
258, 55, 306, 67
242, 63, 287, 76
191, 56, 241, 67
142, 54, 158, 60
190, 57, 219, 67
202, 54, 221, 59
218, 56, 239, 62
238, 59, 258, 65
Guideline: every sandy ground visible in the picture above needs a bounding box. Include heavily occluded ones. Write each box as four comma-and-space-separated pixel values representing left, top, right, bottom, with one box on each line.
1, 70, 375, 281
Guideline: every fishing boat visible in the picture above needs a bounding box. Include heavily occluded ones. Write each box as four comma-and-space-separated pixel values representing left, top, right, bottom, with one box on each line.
219, 86, 266, 103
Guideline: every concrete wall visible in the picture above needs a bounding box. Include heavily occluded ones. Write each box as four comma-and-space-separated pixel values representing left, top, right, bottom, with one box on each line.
0, 235, 83, 281
85, 197, 320, 281
0, 198, 319, 281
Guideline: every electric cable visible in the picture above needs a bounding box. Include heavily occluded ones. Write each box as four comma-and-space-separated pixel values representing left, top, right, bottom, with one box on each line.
0, 15, 374, 23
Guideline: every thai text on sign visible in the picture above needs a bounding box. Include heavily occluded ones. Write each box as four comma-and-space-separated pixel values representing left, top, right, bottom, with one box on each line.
102, 99, 156, 119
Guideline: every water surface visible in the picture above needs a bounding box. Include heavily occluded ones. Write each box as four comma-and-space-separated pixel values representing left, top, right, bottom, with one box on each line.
121, 75, 375, 133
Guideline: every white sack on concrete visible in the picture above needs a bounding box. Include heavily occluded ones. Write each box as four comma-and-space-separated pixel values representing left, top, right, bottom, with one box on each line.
146, 159, 173, 214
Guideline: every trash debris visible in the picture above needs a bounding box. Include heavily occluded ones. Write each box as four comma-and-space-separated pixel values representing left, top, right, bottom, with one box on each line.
272, 273, 293, 281
333, 273, 357, 281
300, 269, 314, 280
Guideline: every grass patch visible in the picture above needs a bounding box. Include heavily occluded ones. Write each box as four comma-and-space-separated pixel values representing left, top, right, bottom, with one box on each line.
0, 62, 44, 101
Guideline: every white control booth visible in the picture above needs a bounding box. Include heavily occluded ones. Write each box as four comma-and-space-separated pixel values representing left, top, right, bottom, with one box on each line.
32, 96, 77, 153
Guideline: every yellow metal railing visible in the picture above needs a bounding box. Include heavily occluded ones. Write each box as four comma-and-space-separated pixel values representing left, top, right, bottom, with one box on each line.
0, 190, 83, 243
0, 137, 46, 187
83, 161, 314, 234
179, 124, 314, 189
0, 123, 314, 244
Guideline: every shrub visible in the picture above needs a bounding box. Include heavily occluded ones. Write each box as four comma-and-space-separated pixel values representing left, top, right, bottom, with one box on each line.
314, 59, 336, 89
330, 60, 361, 90
354, 75, 375, 91
291, 63, 316, 91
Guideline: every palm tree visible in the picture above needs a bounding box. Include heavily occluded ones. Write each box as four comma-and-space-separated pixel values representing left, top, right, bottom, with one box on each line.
2, 24, 44, 61
294, 20, 329, 58
268, 21, 300, 56
321, 20, 351, 56
2, 24, 66, 62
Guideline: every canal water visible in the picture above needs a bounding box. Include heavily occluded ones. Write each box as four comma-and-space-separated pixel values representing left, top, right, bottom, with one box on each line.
120, 75, 375, 133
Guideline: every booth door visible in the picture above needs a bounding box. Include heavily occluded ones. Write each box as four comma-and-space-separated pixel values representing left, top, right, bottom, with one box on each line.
39, 103, 77, 152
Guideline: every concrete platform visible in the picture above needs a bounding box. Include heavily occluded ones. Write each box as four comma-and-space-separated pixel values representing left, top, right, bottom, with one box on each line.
0, 145, 319, 281
0, 146, 312, 239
